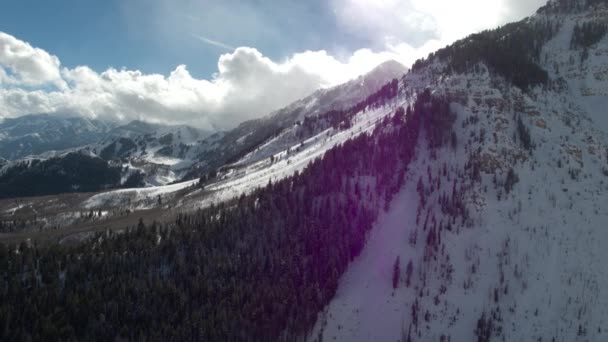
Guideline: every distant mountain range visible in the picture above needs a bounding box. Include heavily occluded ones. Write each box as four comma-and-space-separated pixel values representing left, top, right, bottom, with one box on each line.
0, 114, 116, 160
0, 60, 407, 198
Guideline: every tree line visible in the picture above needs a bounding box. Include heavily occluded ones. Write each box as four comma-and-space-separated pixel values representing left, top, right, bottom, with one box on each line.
412, 18, 558, 90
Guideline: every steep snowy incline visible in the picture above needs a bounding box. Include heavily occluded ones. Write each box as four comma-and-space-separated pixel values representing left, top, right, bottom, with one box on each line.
310, 181, 421, 342
310, 3, 608, 341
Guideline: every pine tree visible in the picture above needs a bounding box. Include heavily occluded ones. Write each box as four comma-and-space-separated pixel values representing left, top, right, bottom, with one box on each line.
517, 115, 532, 150
504, 168, 519, 194
405, 260, 414, 287
392, 256, 401, 289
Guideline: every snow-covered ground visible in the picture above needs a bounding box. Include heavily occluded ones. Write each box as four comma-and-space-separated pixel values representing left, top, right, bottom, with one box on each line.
309, 181, 421, 342
309, 8, 608, 340
83, 179, 199, 209
4, 204, 28, 215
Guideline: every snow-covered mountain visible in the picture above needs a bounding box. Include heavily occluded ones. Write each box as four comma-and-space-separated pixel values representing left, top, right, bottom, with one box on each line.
310, 1, 608, 341
83, 120, 211, 186
0, 114, 116, 160
0, 118, 211, 196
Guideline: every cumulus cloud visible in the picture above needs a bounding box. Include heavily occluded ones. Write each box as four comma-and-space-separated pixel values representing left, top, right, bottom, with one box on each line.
0, 33, 403, 129
0, 32, 66, 89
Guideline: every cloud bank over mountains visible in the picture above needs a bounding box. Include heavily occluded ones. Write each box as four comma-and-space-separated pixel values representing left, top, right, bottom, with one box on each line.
0, 0, 544, 130
0, 32, 407, 130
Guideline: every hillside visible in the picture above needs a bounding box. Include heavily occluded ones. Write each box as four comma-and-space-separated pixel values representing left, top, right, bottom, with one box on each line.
311, 1, 608, 340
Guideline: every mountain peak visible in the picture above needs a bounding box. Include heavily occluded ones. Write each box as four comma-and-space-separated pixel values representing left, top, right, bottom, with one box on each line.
366, 60, 408, 81
374, 59, 407, 72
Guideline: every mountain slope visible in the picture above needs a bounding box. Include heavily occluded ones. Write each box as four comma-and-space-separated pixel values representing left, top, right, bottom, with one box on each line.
311, 1, 608, 340
183, 60, 407, 179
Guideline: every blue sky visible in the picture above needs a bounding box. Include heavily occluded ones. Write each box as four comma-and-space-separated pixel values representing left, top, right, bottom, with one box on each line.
1, 0, 362, 78
0, 0, 545, 129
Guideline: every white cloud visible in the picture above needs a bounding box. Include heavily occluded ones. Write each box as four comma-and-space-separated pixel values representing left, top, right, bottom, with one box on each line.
331, 0, 547, 64
0, 33, 403, 130
0, 32, 66, 89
